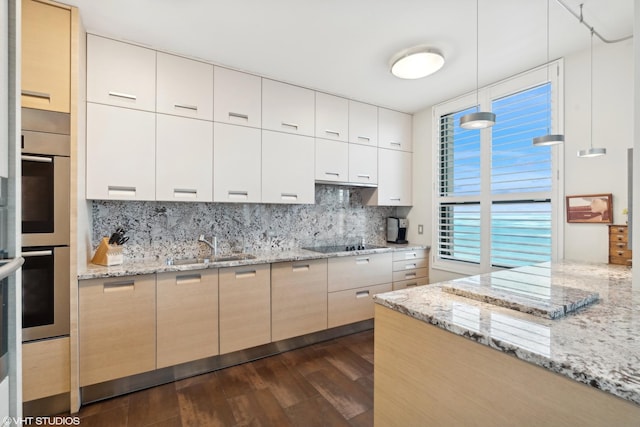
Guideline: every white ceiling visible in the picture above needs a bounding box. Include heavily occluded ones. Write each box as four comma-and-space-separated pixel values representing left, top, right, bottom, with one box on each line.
63, 0, 633, 113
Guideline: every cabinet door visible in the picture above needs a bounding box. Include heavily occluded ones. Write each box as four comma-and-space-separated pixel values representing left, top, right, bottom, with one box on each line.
21, 0, 71, 113
272, 259, 328, 341
157, 52, 214, 120
328, 283, 392, 328
156, 114, 213, 202
349, 143, 377, 185
219, 264, 271, 354
157, 269, 219, 368
87, 34, 156, 111
262, 130, 315, 204
262, 79, 314, 136
315, 139, 348, 183
214, 67, 261, 128
378, 108, 412, 151
86, 103, 156, 200
213, 123, 261, 203
315, 92, 348, 141
79, 274, 156, 386
23, 337, 70, 402
377, 148, 412, 206
349, 100, 377, 146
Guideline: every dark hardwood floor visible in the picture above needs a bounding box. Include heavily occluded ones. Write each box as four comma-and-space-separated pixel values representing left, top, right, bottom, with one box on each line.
76, 330, 374, 426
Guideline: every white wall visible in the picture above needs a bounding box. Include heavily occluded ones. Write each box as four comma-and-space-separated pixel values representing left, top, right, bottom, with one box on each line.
410, 39, 634, 280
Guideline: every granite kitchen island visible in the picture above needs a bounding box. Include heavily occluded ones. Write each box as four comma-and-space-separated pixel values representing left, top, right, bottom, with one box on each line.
373, 261, 640, 427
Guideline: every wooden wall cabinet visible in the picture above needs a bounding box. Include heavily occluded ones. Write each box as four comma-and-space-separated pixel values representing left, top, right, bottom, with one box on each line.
608, 225, 632, 266
21, 0, 71, 112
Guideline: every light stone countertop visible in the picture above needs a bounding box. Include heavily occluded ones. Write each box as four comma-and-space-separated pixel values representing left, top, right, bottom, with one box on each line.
78, 243, 429, 280
373, 261, 640, 406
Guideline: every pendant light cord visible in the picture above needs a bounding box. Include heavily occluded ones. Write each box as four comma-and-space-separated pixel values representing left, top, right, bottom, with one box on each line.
545, 0, 551, 134
590, 28, 594, 150
556, 0, 632, 44
475, 0, 479, 112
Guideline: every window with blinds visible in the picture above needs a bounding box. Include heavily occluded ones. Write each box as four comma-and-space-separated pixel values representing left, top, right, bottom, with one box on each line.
436, 77, 556, 271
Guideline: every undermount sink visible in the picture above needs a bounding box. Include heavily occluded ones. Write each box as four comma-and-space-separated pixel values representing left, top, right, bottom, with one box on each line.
166, 254, 256, 266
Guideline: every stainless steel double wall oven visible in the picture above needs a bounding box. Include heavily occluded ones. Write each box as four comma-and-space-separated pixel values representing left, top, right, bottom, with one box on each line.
21, 108, 70, 342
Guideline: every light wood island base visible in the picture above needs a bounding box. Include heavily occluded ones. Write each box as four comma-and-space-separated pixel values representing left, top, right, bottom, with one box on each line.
374, 304, 640, 427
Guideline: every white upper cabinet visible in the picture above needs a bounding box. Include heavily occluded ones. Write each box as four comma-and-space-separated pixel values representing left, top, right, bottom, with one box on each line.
349, 143, 377, 186
213, 123, 262, 203
376, 148, 412, 206
87, 34, 156, 112
315, 93, 348, 142
156, 52, 213, 120
262, 79, 315, 136
262, 130, 315, 204
378, 108, 412, 152
214, 67, 261, 128
156, 114, 213, 202
86, 103, 156, 200
315, 139, 348, 183
349, 101, 378, 146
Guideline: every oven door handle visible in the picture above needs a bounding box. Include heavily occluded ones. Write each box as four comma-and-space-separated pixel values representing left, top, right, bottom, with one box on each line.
21, 155, 53, 163
21, 250, 53, 257
0, 257, 25, 281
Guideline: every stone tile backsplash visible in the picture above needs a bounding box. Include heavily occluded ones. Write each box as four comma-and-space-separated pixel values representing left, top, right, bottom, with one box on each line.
91, 185, 402, 261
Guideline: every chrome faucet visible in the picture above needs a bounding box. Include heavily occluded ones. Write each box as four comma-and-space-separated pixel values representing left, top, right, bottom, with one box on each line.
198, 234, 217, 257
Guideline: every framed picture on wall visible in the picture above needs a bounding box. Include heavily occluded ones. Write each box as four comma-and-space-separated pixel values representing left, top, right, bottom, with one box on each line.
566, 194, 613, 223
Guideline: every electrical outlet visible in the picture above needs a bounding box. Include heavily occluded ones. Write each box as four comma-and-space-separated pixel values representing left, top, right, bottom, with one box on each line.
418, 224, 424, 235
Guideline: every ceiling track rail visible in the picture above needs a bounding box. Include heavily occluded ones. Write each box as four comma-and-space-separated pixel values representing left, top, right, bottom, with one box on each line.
555, 0, 633, 43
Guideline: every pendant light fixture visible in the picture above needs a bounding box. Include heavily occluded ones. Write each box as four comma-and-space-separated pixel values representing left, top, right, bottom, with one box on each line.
459, 0, 496, 130
577, 27, 606, 158
533, 0, 564, 146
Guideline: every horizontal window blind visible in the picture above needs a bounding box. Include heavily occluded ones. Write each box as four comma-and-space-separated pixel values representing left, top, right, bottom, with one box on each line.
438, 202, 481, 265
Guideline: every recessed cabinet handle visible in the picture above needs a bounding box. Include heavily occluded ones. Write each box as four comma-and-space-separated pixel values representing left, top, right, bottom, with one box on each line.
405, 273, 417, 279
173, 189, 197, 199
22, 155, 53, 163
103, 281, 135, 292
21, 90, 51, 100
406, 283, 418, 287
390, 142, 402, 146
229, 112, 249, 120
405, 252, 417, 259
390, 197, 401, 201
325, 130, 340, 136
281, 122, 299, 130
174, 104, 198, 111
357, 136, 371, 141
176, 274, 202, 285
108, 91, 137, 100
108, 186, 136, 197
292, 264, 310, 272
405, 264, 417, 269
281, 193, 298, 201
235, 270, 257, 279
356, 290, 370, 298
356, 257, 370, 264
325, 172, 340, 177
356, 174, 370, 179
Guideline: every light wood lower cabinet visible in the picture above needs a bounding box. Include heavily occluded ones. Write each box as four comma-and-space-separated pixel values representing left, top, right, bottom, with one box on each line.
328, 283, 392, 328
156, 270, 219, 368
23, 337, 70, 402
392, 249, 429, 290
328, 253, 392, 292
79, 274, 156, 386
272, 259, 328, 341
219, 264, 271, 354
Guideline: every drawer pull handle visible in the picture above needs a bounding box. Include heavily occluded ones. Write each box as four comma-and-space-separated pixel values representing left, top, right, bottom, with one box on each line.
292, 264, 310, 272
22, 155, 53, 163
281, 193, 298, 201
617, 235, 624, 240
108, 91, 137, 100
356, 174, 371, 179
405, 263, 417, 269
617, 251, 624, 256
325, 130, 340, 136
356, 290, 370, 298
174, 188, 198, 198
356, 257, 370, 264
406, 283, 418, 287
617, 243, 626, 248
405, 252, 417, 259
617, 227, 625, 232
390, 197, 401, 202
325, 172, 340, 177
405, 273, 417, 279
281, 122, 299, 130
228, 191, 249, 199
235, 270, 257, 279
176, 274, 202, 285
174, 103, 198, 111
22, 90, 51, 100
108, 186, 136, 197
357, 136, 371, 141
390, 141, 402, 146
229, 112, 249, 120
104, 281, 135, 292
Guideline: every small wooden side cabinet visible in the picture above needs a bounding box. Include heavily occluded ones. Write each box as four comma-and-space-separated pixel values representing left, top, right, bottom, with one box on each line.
608, 224, 632, 266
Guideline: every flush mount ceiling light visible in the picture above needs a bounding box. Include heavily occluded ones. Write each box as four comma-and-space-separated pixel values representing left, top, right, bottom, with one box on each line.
459, 0, 496, 130
390, 46, 445, 79
533, 0, 564, 147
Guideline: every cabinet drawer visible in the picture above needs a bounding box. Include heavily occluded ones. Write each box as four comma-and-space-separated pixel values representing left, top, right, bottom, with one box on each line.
393, 249, 428, 261
23, 337, 70, 401
393, 258, 428, 272
609, 225, 628, 235
79, 274, 156, 386
609, 241, 631, 251
609, 256, 632, 266
609, 249, 632, 259
219, 264, 271, 354
393, 268, 428, 283
272, 259, 328, 341
157, 269, 219, 368
87, 34, 156, 111
328, 283, 392, 328
393, 277, 429, 291
609, 232, 629, 243
328, 252, 392, 292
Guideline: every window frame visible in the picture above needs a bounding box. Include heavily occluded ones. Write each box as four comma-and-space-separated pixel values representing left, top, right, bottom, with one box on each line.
432, 61, 565, 275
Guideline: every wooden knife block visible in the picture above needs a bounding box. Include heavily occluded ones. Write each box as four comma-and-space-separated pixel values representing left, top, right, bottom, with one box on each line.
91, 237, 124, 266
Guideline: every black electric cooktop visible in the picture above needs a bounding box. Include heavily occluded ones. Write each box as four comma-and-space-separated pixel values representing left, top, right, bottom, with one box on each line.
303, 244, 388, 254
